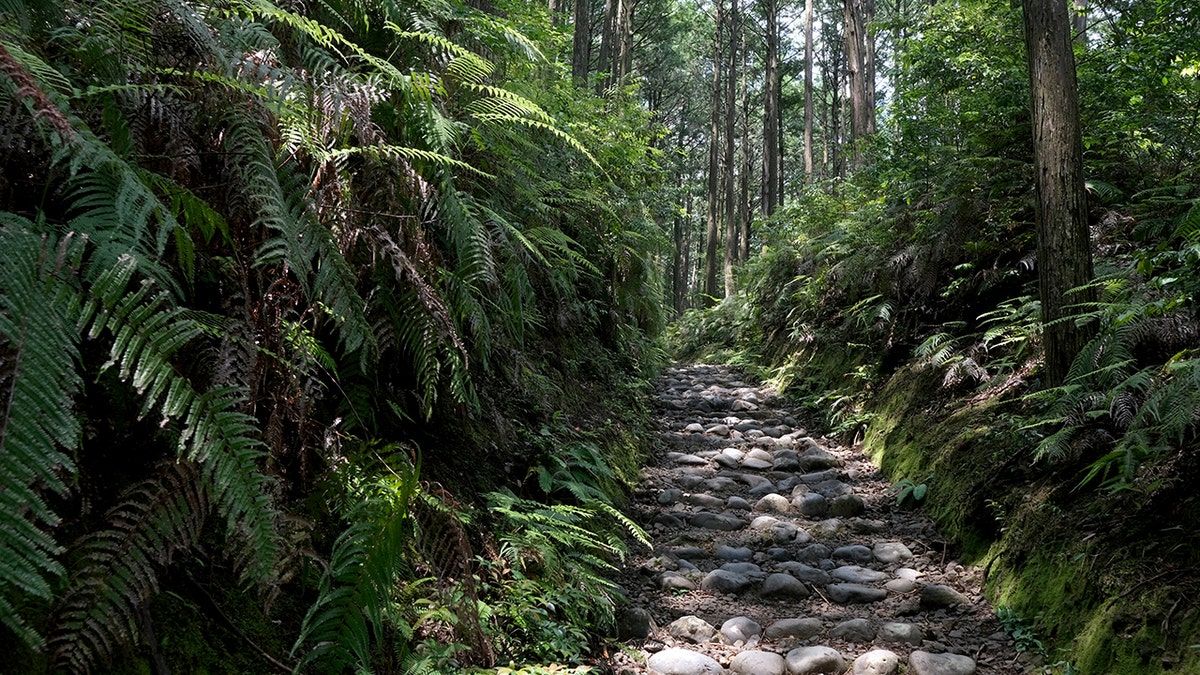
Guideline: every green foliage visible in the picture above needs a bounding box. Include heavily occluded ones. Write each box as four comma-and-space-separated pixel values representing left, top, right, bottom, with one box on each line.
292, 453, 420, 673
997, 605, 1046, 654
891, 475, 932, 507
481, 487, 645, 665
0, 224, 83, 649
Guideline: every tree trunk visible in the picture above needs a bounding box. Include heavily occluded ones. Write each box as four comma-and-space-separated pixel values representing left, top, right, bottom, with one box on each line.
1072, 0, 1087, 42
739, 1, 751, 262
597, 0, 617, 93
763, 0, 780, 215
723, 0, 739, 298
618, 0, 635, 82
571, 0, 591, 85
803, 0, 815, 181
1023, 0, 1095, 385
844, 0, 875, 165
703, 0, 724, 303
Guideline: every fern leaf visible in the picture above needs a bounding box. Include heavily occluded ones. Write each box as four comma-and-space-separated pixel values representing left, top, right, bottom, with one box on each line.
0, 224, 85, 650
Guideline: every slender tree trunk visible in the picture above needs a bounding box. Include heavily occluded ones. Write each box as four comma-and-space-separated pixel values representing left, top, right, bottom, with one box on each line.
597, 0, 617, 93
739, 8, 751, 262
571, 0, 591, 85
804, 0, 815, 182
1072, 0, 1087, 42
704, 0, 724, 303
844, 0, 873, 166
723, 0, 739, 298
1023, 0, 1095, 385
618, 0, 635, 81
762, 0, 780, 214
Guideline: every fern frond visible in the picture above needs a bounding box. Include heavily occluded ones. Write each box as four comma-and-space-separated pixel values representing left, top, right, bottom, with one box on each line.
50, 462, 210, 673
293, 466, 420, 673
0, 223, 85, 649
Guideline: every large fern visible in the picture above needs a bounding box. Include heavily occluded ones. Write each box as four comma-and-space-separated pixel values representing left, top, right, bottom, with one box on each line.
0, 222, 85, 649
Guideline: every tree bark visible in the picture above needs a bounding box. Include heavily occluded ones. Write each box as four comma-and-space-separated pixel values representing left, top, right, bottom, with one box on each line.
723, 0, 739, 297
844, 0, 875, 166
803, 0, 815, 182
703, 0, 724, 303
618, 0, 635, 81
763, 0, 780, 214
1023, 0, 1095, 385
739, 0, 751, 262
571, 0, 591, 85
597, 0, 617, 93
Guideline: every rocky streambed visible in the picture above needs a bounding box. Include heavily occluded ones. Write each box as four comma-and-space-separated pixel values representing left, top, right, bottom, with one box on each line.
605, 364, 1030, 675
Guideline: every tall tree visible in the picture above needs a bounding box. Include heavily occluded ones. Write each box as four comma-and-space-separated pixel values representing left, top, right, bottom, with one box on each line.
723, 0, 740, 297
572, 0, 592, 84
1023, 0, 1096, 384
763, 0, 782, 214
803, 0, 815, 181
844, 0, 875, 165
704, 0, 725, 302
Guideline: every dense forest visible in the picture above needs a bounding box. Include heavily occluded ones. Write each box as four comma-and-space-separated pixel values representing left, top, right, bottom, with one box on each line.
1, 0, 1198, 672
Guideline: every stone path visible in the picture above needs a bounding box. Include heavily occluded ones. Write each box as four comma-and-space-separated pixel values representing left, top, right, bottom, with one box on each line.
606, 365, 1029, 675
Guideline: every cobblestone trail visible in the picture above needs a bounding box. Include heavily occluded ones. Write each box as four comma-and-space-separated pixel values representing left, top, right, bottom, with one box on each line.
605, 365, 1030, 675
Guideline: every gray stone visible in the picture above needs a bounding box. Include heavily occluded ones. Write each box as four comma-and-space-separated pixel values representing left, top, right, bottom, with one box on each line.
828, 494, 866, 517
691, 512, 745, 531
727, 496, 752, 511
771, 521, 801, 544
705, 476, 741, 492
720, 616, 763, 644
746, 447, 775, 462
826, 583, 888, 604
885, 578, 918, 593
755, 493, 793, 514
908, 651, 977, 675
854, 649, 900, 675
796, 493, 828, 517
896, 567, 922, 581
812, 479, 852, 497
765, 617, 823, 640
647, 648, 724, 675
685, 493, 727, 510
617, 607, 653, 639
879, 622, 923, 645
701, 569, 752, 594
761, 573, 811, 599
775, 562, 831, 586
705, 424, 731, 437
798, 469, 840, 484
739, 473, 774, 489
674, 453, 710, 466
660, 572, 697, 592
720, 562, 764, 577
714, 453, 741, 469
832, 545, 874, 564
731, 650, 786, 675
798, 447, 841, 471
658, 488, 683, 504
667, 615, 716, 643
873, 541, 914, 564
795, 543, 832, 563
684, 423, 705, 433
731, 399, 759, 412
716, 545, 754, 561
673, 546, 708, 560
920, 584, 970, 609
750, 515, 781, 530
654, 513, 686, 528
830, 618, 875, 642
742, 457, 774, 470
830, 565, 889, 584
785, 646, 845, 674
